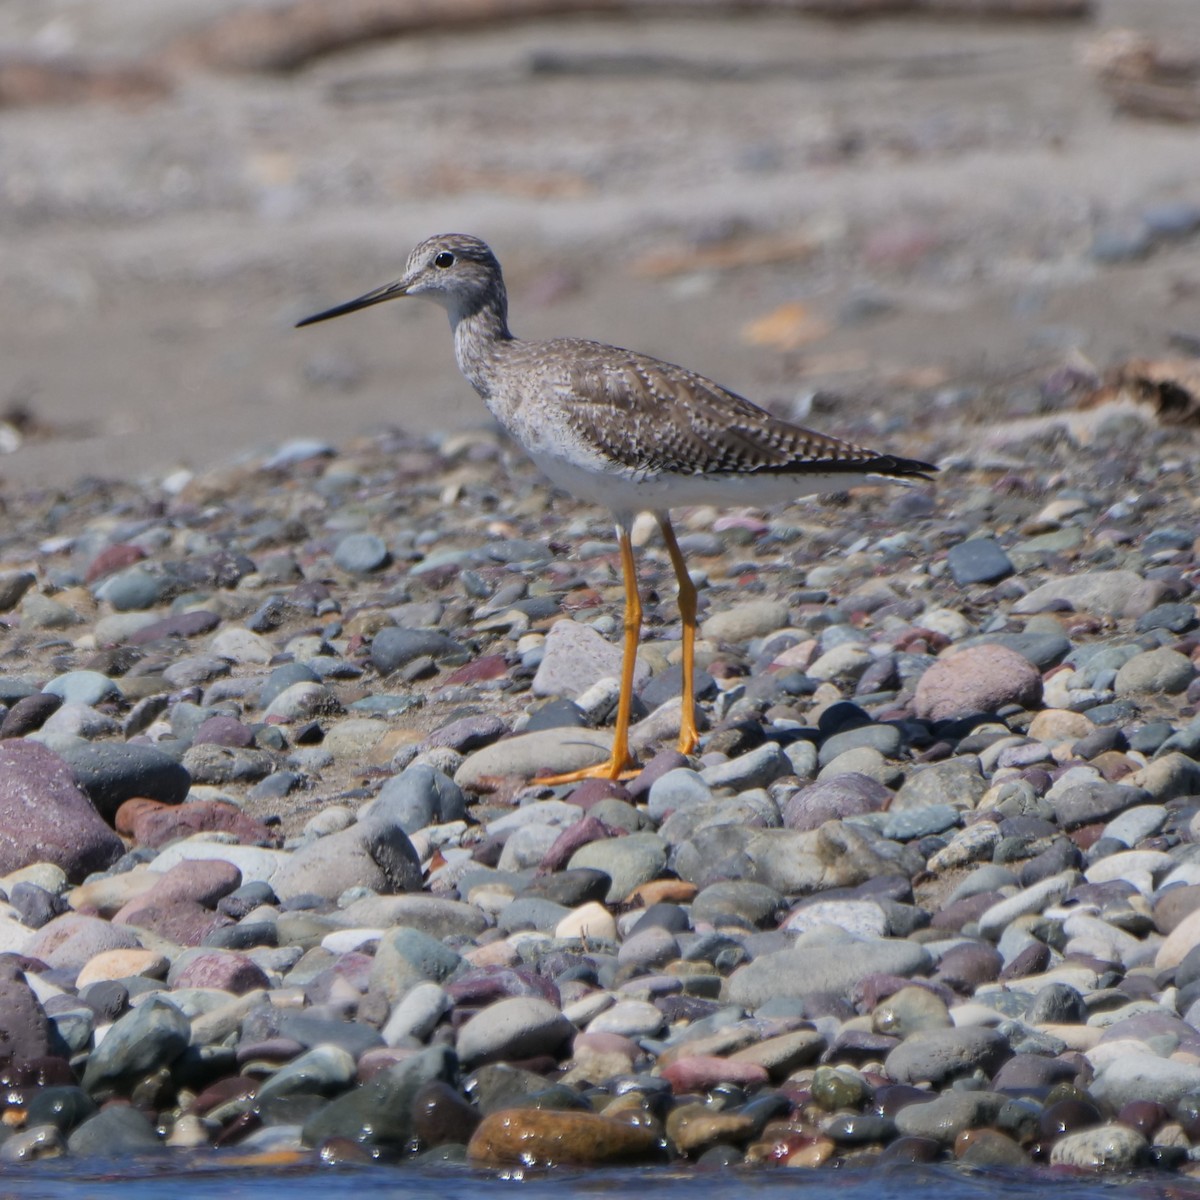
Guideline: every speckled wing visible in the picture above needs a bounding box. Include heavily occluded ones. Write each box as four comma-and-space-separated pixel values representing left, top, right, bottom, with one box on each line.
551, 341, 935, 482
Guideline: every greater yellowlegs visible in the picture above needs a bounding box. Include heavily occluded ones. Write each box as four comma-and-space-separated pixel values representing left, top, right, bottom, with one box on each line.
298, 233, 935, 782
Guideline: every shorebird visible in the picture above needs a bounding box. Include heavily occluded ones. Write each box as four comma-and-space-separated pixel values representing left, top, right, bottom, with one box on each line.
297, 234, 935, 782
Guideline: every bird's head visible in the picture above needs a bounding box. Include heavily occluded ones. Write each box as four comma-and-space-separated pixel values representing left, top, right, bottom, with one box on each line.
296, 233, 504, 328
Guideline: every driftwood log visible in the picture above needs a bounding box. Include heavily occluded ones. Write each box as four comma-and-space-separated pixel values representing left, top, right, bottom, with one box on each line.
0, 58, 170, 108
164, 0, 1094, 75
1085, 29, 1200, 123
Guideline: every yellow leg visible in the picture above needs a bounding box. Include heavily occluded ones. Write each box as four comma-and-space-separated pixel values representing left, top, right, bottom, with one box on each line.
537, 520, 641, 783
657, 513, 700, 756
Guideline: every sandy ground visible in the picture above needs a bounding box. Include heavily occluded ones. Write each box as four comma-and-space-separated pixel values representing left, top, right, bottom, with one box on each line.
0, 0, 1198, 491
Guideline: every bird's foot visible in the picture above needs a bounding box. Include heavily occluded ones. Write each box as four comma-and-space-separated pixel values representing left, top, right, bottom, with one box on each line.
536, 756, 640, 785
675, 706, 702, 757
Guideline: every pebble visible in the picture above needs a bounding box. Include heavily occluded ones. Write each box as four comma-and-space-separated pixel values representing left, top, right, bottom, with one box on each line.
0, 741, 124, 881
1114, 647, 1194, 696
332, 532, 391, 575
0, 428, 1200, 1177
701, 599, 790, 642
455, 728, 612, 787
468, 1109, 663, 1166
914, 644, 1042, 722
456, 997, 574, 1066
532, 619, 651, 698
946, 536, 1014, 586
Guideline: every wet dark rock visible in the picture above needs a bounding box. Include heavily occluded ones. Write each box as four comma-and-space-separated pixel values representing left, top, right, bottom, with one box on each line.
67, 1104, 162, 1156
301, 1044, 456, 1148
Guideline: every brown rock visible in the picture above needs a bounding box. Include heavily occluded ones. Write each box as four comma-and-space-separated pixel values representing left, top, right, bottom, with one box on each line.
628, 879, 699, 906
112, 859, 242, 945
467, 1108, 663, 1167
411, 1080, 480, 1148
955, 1127, 1029, 1167
132, 859, 242, 908
116, 797, 277, 848
114, 900, 230, 946
85, 543, 146, 584
26, 913, 142, 970
67, 867, 159, 917
75, 948, 169, 989
1154, 884, 1200, 935
914, 644, 1043, 722
659, 1054, 771, 1093
0, 741, 124, 882
172, 950, 270, 995
1027, 709, 1094, 742
666, 1103, 756, 1154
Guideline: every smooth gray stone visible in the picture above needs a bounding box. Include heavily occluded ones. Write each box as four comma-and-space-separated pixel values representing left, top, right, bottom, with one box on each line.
891, 756, 987, 812
975, 631, 1071, 670
1090, 1051, 1200, 1111
371, 627, 464, 675
368, 926, 464, 1006
947, 537, 1014, 586
55, 741, 190, 821
456, 996, 573, 1067
81, 997, 189, 1094
885, 1026, 1011, 1086
1025, 982, 1086, 1024
333, 533, 390, 575
67, 1105, 162, 1156
1055, 782, 1151, 830
646, 768, 713, 821
1050, 1124, 1148, 1170
365, 764, 466, 833
24, 1086, 97, 1135
301, 1044, 456, 1148
818, 723, 903, 768
255, 1045, 356, 1103
568, 832, 668, 903
496, 896, 571, 934
258, 662, 321, 711
92, 566, 170, 611
724, 937, 931, 1007
271, 818, 421, 902
43, 670, 122, 707
274, 1014, 384, 1059
893, 1090, 1008, 1145
700, 742, 791, 791
691, 881, 783, 928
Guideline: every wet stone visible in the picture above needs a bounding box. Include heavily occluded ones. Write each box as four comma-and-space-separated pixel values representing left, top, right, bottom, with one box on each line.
81, 997, 190, 1095
467, 1108, 663, 1167
67, 1105, 162, 1156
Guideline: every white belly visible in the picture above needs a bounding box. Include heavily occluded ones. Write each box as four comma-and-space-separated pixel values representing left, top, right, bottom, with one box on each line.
526, 449, 870, 519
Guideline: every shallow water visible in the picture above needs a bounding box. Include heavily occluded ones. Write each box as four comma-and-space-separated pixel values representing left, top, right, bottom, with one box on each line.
1, 1161, 1194, 1200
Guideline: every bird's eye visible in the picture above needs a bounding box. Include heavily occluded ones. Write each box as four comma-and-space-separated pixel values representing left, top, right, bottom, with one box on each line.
433, 251, 455, 269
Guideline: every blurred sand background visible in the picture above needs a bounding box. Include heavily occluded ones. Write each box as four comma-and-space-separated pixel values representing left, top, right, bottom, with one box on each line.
0, 0, 1197, 491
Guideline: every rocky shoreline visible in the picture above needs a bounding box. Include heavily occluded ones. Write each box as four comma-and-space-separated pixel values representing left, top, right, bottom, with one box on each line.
2, 404, 1200, 1175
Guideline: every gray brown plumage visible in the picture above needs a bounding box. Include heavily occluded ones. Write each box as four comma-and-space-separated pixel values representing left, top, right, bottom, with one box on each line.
298, 232, 937, 781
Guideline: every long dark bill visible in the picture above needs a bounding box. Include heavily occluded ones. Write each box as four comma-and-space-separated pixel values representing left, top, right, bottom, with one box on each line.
295, 279, 409, 328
